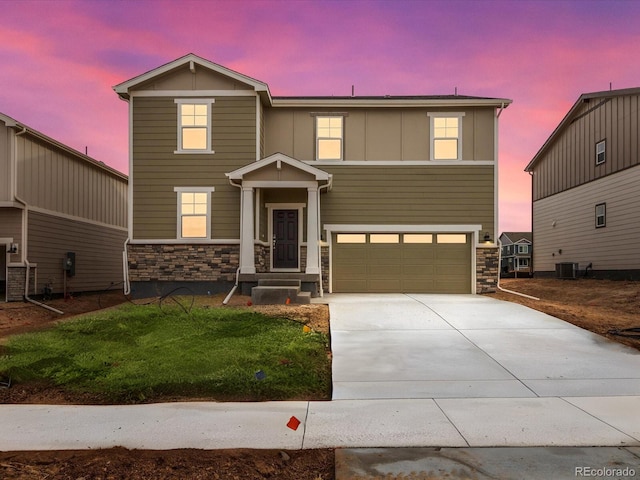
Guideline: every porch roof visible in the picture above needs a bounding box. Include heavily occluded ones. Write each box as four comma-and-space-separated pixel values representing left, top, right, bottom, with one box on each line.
226, 153, 332, 183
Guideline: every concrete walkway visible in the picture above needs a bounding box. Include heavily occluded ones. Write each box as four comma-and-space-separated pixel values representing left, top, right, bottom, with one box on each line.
1, 294, 640, 452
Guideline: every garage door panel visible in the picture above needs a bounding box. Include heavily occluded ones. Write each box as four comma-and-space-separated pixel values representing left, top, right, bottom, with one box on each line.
332, 232, 471, 293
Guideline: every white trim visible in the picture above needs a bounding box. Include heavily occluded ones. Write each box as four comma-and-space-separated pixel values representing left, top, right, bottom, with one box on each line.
131, 90, 257, 98
174, 99, 215, 154
428, 112, 465, 161
273, 98, 512, 108
244, 181, 319, 189
129, 239, 239, 245
174, 187, 215, 240
25, 206, 128, 232
256, 96, 261, 161
493, 107, 499, 248
268, 203, 305, 272
113, 54, 270, 98
227, 152, 331, 181
308, 160, 494, 167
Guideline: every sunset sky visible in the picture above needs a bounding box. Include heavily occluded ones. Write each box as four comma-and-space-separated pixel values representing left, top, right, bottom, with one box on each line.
1, 0, 639, 232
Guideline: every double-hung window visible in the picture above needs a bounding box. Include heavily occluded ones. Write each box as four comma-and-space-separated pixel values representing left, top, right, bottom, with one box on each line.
174, 187, 215, 239
595, 203, 606, 228
175, 99, 214, 153
595, 139, 606, 165
517, 244, 528, 254
429, 113, 464, 160
316, 116, 343, 160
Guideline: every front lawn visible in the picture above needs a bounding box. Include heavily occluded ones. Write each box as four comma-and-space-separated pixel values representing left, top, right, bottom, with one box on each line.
0, 303, 331, 403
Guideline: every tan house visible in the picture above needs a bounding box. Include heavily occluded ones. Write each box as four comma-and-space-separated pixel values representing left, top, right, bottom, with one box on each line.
525, 87, 640, 279
0, 113, 128, 302
114, 53, 511, 298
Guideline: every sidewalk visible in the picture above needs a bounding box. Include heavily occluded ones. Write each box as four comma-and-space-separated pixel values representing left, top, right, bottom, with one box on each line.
1, 396, 639, 451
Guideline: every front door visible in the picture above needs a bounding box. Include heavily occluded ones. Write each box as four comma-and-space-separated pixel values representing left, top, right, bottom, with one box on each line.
273, 210, 298, 269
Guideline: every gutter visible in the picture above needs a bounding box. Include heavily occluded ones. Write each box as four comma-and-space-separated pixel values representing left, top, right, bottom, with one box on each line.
222, 179, 243, 305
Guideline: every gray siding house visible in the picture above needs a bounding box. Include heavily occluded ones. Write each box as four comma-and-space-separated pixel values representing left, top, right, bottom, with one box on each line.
499, 232, 532, 277
0, 113, 128, 302
525, 88, 640, 279
114, 54, 511, 297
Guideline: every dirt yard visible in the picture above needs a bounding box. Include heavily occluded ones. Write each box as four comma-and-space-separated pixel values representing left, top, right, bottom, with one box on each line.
1, 279, 639, 479
490, 278, 640, 351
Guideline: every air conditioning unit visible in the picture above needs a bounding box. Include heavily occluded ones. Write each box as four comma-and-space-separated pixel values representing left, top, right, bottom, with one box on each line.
556, 262, 578, 279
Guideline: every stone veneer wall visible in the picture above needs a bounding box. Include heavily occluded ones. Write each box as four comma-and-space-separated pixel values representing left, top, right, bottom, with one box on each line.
476, 247, 498, 293
321, 246, 329, 292
128, 244, 239, 282
7, 265, 37, 301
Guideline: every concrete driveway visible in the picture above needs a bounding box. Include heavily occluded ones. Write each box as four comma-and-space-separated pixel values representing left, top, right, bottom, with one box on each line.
329, 293, 640, 400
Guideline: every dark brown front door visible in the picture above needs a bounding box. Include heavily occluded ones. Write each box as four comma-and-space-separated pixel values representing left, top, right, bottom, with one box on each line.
273, 210, 298, 269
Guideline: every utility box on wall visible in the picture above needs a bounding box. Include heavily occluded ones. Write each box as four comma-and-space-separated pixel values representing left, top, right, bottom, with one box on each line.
63, 252, 76, 277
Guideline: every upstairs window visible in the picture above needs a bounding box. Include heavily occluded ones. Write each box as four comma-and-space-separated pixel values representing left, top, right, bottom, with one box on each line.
595, 203, 606, 228
517, 244, 529, 254
175, 99, 214, 153
595, 140, 606, 165
429, 113, 464, 160
174, 187, 215, 239
316, 116, 343, 160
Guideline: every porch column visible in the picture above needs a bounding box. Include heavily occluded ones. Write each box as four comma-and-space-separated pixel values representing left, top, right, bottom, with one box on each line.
305, 186, 320, 274
240, 186, 256, 274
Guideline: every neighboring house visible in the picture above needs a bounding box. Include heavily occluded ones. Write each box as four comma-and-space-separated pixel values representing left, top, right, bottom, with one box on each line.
499, 232, 532, 277
114, 53, 511, 298
0, 113, 128, 302
525, 87, 640, 279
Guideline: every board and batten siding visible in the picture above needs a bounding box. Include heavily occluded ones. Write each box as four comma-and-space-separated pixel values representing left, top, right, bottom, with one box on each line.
532, 92, 640, 201
0, 122, 12, 201
532, 164, 640, 273
264, 107, 496, 161
0, 208, 23, 265
15, 135, 127, 228
132, 96, 256, 240
319, 164, 495, 234
27, 211, 127, 294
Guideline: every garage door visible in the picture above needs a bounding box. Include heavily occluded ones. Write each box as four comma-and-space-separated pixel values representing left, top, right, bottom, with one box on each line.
332, 232, 471, 293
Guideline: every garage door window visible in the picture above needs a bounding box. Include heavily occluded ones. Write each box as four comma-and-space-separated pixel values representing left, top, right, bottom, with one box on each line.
403, 234, 433, 244
370, 234, 400, 243
437, 234, 467, 244
336, 233, 366, 243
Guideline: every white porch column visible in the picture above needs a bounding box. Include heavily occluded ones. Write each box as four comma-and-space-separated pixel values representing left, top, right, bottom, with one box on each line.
240, 186, 256, 274
305, 186, 320, 274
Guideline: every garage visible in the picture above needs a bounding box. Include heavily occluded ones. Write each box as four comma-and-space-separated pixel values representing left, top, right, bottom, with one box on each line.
331, 232, 471, 293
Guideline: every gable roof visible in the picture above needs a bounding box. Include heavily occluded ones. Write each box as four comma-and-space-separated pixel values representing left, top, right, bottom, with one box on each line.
226, 152, 332, 182
114, 53, 512, 109
113, 53, 272, 103
525, 87, 640, 172
0, 112, 127, 182
500, 232, 532, 244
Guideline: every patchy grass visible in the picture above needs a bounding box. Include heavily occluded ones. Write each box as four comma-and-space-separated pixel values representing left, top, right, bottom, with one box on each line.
0, 303, 331, 403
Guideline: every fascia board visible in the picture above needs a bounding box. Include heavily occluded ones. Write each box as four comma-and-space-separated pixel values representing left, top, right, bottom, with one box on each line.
271, 98, 513, 108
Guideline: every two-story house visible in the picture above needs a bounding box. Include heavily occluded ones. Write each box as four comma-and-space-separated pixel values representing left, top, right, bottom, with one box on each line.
499, 232, 532, 277
525, 88, 640, 279
114, 54, 511, 298
1, 113, 128, 302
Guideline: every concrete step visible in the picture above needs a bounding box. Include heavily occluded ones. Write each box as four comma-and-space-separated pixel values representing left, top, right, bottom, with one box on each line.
257, 279, 302, 287
251, 285, 311, 305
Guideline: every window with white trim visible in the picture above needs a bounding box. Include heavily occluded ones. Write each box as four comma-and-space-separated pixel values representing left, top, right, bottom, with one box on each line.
174, 187, 214, 239
175, 99, 214, 153
429, 113, 464, 160
517, 244, 529, 254
316, 116, 343, 160
595, 203, 606, 228
596, 139, 606, 165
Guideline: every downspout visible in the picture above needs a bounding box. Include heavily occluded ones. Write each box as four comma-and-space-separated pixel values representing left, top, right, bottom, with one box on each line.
316, 176, 333, 297
13, 127, 64, 314
497, 238, 539, 301
223, 179, 243, 305
123, 237, 131, 295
